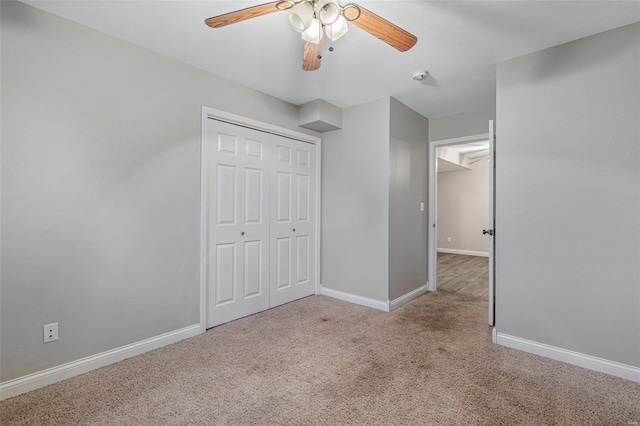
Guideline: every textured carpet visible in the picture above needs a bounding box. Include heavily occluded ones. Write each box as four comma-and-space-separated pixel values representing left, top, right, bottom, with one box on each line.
2, 292, 640, 425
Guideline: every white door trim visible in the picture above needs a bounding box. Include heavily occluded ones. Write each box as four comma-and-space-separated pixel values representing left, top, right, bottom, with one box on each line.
427, 132, 490, 294
199, 107, 322, 332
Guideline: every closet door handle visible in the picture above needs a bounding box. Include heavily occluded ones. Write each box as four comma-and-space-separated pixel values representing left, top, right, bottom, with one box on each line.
292, 228, 296, 232
241, 231, 245, 236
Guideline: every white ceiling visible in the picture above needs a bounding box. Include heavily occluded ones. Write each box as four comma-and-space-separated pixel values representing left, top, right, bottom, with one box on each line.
24, 1, 640, 118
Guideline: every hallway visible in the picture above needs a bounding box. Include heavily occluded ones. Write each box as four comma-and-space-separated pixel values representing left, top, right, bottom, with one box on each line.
437, 253, 489, 299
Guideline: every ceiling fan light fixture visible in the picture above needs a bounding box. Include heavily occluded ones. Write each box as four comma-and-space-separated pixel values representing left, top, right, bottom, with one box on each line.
288, 2, 314, 33
341, 3, 361, 21
205, 1, 418, 72
325, 15, 349, 41
315, 0, 341, 25
301, 18, 323, 44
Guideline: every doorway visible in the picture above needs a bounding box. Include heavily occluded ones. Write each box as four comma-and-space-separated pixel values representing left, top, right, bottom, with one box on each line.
428, 122, 495, 325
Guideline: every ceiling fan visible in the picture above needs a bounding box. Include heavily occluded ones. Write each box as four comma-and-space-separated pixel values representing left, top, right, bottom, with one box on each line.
205, 1, 417, 71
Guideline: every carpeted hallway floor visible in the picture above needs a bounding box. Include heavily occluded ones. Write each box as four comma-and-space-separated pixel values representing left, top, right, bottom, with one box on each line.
1, 292, 639, 425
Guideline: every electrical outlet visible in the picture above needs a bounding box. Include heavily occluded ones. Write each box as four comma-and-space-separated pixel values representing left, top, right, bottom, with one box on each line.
447, 237, 452, 243
44, 323, 58, 343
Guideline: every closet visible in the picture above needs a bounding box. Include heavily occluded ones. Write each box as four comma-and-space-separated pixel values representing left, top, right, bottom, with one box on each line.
203, 116, 317, 328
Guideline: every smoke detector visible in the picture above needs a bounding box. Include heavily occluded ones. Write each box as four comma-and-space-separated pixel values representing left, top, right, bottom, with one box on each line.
412, 71, 428, 81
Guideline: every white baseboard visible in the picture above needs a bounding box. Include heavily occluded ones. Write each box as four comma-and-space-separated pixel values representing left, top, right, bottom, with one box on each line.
320, 286, 389, 312
321, 284, 430, 313
495, 332, 640, 384
437, 248, 489, 257
0, 324, 202, 400
389, 284, 429, 311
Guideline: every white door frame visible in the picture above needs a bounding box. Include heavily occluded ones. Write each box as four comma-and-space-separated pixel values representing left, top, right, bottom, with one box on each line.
488, 120, 496, 326
199, 107, 322, 333
427, 132, 491, 297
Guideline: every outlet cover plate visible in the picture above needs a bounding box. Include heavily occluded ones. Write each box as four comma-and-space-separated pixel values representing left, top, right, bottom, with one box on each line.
44, 323, 58, 343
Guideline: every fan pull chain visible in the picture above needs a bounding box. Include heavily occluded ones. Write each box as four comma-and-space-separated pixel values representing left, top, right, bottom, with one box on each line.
317, 23, 324, 60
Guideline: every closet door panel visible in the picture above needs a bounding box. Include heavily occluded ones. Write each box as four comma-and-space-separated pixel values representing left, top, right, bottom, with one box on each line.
296, 235, 310, 284
243, 240, 263, 298
270, 139, 316, 307
206, 116, 316, 325
205, 119, 270, 328
276, 237, 292, 289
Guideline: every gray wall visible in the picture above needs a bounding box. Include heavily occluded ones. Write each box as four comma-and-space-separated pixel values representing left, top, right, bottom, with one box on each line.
1, 1, 314, 382
496, 23, 640, 367
389, 98, 429, 300
321, 99, 391, 302
429, 107, 495, 142
322, 98, 430, 303
437, 159, 489, 254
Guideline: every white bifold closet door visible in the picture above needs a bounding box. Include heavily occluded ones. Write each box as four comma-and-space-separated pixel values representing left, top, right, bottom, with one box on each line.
270, 139, 316, 308
205, 118, 315, 328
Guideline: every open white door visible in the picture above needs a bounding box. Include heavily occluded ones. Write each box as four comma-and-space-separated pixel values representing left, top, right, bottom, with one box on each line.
488, 120, 496, 326
427, 126, 495, 325
428, 132, 491, 295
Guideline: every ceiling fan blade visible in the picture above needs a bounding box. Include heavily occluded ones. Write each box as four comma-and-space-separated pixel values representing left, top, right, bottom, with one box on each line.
205, 1, 291, 28
344, 4, 417, 52
302, 39, 323, 71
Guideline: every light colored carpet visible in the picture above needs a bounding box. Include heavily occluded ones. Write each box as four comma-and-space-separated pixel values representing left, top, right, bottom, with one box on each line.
2, 292, 639, 425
